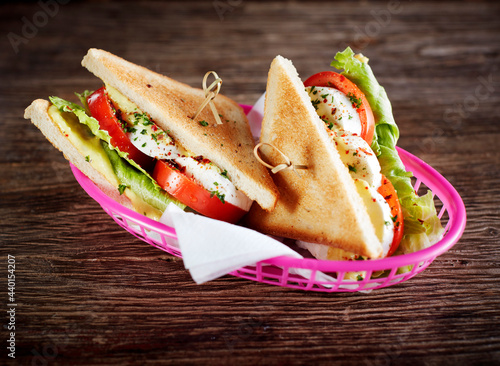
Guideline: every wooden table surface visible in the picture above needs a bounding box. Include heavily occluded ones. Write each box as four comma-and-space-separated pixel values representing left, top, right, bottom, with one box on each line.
1, 1, 499, 365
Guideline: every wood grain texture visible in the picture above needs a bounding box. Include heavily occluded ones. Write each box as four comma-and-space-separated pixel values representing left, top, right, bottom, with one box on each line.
1, 0, 499, 365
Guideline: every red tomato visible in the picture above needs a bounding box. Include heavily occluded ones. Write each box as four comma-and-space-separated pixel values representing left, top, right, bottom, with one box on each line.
377, 175, 404, 257
304, 71, 375, 146
153, 160, 248, 224
87, 87, 154, 170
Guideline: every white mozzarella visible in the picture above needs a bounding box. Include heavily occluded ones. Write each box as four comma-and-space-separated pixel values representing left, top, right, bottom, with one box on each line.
128, 125, 181, 160
328, 130, 382, 189
127, 119, 252, 211
306, 86, 362, 135
353, 178, 394, 257
177, 157, 253, 211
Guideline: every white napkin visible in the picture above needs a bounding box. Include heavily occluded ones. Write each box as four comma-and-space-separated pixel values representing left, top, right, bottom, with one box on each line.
246, 92, 266, 139
160, 203, 302, 284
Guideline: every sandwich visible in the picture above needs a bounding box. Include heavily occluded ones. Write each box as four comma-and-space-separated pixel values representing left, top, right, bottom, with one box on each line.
24, 48, 279, 223
245, 49, 444, 270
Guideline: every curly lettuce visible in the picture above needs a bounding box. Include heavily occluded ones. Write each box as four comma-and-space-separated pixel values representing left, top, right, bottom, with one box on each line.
49, 94, 155, 185
49, 92, 184, 212
101, 141, 183, 212
331, 48, 444, 264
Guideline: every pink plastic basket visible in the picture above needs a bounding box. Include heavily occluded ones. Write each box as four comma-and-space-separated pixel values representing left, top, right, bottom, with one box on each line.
70, 105, 466, 292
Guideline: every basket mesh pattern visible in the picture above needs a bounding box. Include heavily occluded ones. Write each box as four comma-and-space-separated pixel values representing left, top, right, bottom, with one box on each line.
71, 147, 465, 292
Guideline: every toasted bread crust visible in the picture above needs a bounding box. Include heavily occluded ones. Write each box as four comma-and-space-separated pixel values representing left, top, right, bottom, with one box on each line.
81, 48, 278, 211
244, 56, 383, 259
24, 99, 132, 208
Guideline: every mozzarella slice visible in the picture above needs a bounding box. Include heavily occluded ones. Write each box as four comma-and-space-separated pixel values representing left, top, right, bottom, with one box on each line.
177, 157, 253, 211
128, 124, 181, 160
128, 129, 252, 210
328, 130, 382, 189
108, 97, 252, 211
306, 86, 362, 135
353, 178, 394, 257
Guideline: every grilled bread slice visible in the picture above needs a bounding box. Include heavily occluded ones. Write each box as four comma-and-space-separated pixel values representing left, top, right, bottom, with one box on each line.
245, 56, 383, 258
24, 99, 137, 210
81, 48, 278, 211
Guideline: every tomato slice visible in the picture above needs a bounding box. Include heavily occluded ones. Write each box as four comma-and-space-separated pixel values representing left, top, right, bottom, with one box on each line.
87, 87, 154, 170
304, 71, 375, 146
377, 175, 404, 257
153, 160, 247, 224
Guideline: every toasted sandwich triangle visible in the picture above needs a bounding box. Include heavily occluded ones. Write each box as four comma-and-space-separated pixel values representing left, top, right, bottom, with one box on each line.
81, 48, 278, 211
245, 56, 383, 258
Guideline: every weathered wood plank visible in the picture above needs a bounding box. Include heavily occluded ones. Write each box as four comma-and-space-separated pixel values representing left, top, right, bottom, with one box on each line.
1, 1, 499, 365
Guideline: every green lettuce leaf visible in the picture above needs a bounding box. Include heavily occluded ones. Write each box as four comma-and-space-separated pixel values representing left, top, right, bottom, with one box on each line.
102, 142, 185, 212
75, 90, 93, 115
49, 93, 184, 212
331, 47, 399, 153
49, 94, 159, 189
331, 47, 444, 264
